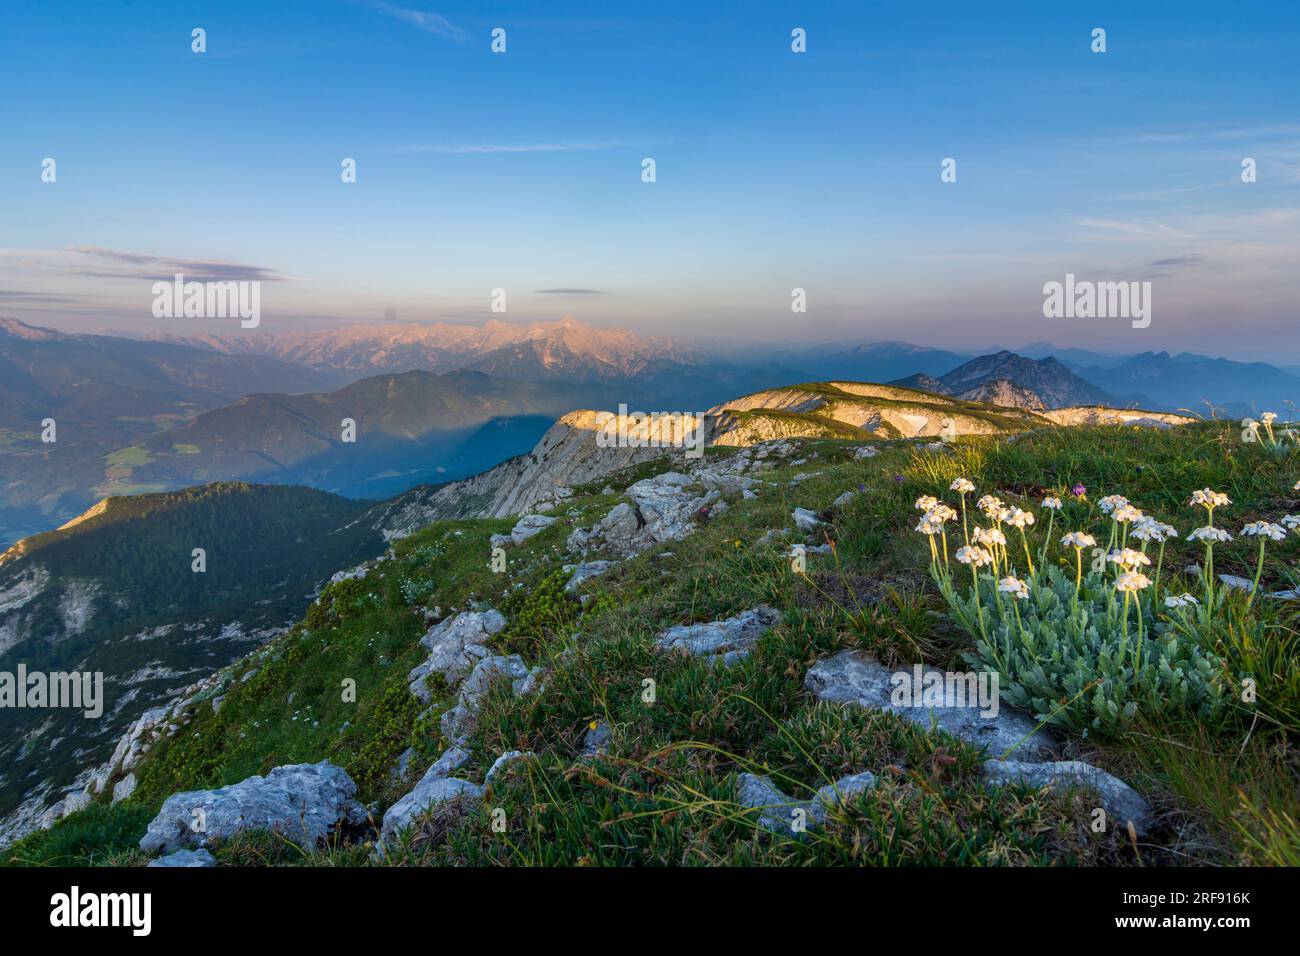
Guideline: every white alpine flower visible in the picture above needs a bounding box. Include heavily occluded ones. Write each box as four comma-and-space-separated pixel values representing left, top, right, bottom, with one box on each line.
1060, 531, 1096, 549
926, 504, 957, 524
1000, 507, 1035, 528
997, 575, 1029, 599
1261, 412, 1278, 425
950, 478, 975, 494
1241, 520, 1287, 542
976, 495, 1004, 519
915, 495, 939, 512
1108, 548, 1152, 569
1098, 494, 1129, 515
1115, 571, 1152, 593
1281, 514, 1300, 530
1164, 593, 1200, 608
915, 516, 940, 536
955, 545, 992, 567
1041, 496, 1062, 511
1188, 525, 1233, 543
1112, 504, 1144, 524
1189, 488, 1231, 509
974, 526, 1007, 547
1130, 516, 1177, 543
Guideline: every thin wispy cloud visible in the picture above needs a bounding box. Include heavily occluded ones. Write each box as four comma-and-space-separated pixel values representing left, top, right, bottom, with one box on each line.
393, 141, 623, 155
1151, 254, 1205, 269
1124, 124, 1300, 145
534, 288, 606, 295
1075, 218, 1193, 239
0, 290, 84, 303
66, 246, 285, 283
357, 1, 467, 44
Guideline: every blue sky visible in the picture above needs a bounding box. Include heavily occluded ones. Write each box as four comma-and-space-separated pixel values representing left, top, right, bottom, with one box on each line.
1, 0, 1297, 359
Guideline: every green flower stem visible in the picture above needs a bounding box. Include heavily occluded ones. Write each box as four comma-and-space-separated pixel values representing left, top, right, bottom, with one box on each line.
1040, 511, 1055, 569
1247, 538, 1266, 609
1073, 547, 1083, 609
1119, 591, 1131, 663
1134, 590, 1144, 670
1204, 543, 1215, 612
1019, 527, 1036, 578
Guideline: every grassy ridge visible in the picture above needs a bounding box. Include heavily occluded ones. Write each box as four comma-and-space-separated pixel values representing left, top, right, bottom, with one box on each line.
6, 422, 1298, 866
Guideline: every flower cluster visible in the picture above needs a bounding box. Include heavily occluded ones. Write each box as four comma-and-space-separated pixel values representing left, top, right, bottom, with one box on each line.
919, 477, 1299, 626
1241, 411, 1296, 451
919, 478, 1271, 733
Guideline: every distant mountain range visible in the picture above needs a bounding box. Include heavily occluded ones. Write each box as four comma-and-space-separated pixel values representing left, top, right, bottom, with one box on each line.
125, 317, 1300, 416
0, 340, 619, 543
146, 316, 692, 383
0, 318, 347, 545
6, 314, 1300, 550
119, 369, 617, 500
890, 350, 1146, 410
0, 316, 339, 435
1075, 352, 1300, 417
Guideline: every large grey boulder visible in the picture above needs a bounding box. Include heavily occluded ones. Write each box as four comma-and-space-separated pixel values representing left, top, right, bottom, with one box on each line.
428, 746, 471, 778
148, 848, 217, 868
805, 650, 1055, 760
112, 773, 137, 803
484, 750, 535, 784
510, 514, 557, 545
380, 746, 532, 844
440, 654, 536, 744
381, 773, 483, 843
695, 471, 759, 495
563, 561, 616, 593
656, 605, 780, 666
139, 761, 366, 855
792, 508, 824, 531
632, 473, 717, 544
406, 609, 506, 702
983, 759, 1154, 836
810, 771, 878, 814
737, 770, 877, 836
329, 563, 370, 584
581, 720, 611, 757
60, 790, 92, 817
738, 772, 802, 835
567, 471, 721, 557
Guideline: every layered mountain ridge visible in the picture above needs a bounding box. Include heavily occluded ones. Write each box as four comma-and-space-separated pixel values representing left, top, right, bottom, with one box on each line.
146, 316, 693, 382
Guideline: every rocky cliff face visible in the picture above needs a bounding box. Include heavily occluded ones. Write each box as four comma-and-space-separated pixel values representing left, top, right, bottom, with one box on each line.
367, 380, 1132, 538
368, 408, 712, 537
955, 378, 1046, 411
1042, 407, 1195, 428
